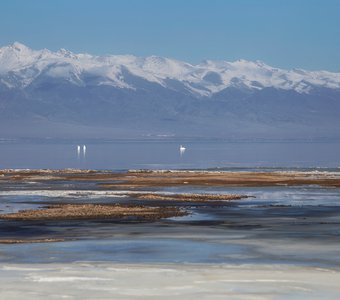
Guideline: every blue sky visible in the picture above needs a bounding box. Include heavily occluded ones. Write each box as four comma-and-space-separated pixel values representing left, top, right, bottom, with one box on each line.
1, 0, 340, 71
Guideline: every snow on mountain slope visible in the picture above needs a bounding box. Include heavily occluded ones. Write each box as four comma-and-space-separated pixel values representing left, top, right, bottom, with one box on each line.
1, 42, 340, 95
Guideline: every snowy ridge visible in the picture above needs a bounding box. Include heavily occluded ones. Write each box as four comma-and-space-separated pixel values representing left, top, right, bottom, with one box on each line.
1, 42, 340, 95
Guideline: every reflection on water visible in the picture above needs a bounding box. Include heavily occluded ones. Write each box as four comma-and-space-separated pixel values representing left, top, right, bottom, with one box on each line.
76, 145, 81, 159
0, 140, 340, 169
179, 144, 186, 157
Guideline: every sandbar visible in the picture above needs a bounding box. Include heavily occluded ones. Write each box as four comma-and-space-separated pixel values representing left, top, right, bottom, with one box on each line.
1, 169, 339, 188
0, 204, 185, 221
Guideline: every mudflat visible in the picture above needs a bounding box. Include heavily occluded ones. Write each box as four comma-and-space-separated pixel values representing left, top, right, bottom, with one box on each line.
1, 169, 340, 188
0, 204, 185, 221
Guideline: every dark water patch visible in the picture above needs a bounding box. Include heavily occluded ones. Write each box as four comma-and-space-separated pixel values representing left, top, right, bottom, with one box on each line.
0, 238, 250, 264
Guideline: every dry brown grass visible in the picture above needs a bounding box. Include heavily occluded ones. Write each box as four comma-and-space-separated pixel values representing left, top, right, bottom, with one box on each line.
0, 204, 185, 221
100, 171, 340, 188
134, 193, 251, 202
1, 169, 340, 188
0, 238, 64, 244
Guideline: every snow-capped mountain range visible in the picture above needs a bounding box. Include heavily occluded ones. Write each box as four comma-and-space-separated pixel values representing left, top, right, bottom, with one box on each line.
1, 42, 340, 96
0, 42, 340, 139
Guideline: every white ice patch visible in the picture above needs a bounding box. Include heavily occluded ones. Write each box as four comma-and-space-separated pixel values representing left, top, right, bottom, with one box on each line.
0, 190, 133, 198
1, 263, 339, 300
1, 266, 45, 271
28, 276, 112, 282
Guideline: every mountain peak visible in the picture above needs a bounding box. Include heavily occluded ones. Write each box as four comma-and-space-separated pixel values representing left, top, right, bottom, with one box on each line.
11, 42, 31, 52
57, 48, 76, 59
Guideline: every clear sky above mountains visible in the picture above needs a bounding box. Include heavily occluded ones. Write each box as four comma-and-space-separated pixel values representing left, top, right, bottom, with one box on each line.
1, 0, 339, 72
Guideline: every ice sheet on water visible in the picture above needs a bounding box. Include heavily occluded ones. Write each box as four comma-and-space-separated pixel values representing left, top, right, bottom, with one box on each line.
1, 263, 340, 300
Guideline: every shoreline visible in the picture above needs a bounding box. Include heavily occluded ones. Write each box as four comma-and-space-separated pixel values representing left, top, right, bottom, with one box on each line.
1, 168, 340, 188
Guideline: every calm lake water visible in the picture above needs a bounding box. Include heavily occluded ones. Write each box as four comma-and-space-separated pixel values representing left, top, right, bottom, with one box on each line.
0, 140, 340, 170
